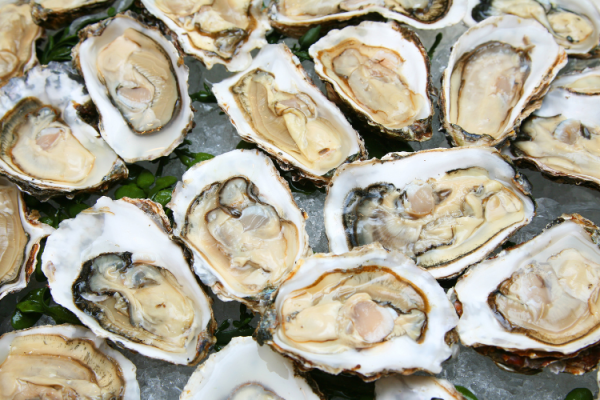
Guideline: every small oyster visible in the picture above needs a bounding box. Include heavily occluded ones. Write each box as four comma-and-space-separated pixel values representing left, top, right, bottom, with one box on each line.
375, 376, 466, 400
32, 0, 113, 29
0, 324, 140, 399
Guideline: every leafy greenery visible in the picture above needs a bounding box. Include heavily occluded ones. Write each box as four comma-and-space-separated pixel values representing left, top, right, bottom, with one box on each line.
37, 29, 79, 64
214, 303, 256, 351
291, 25, 322, 62
11, 287, 81, 330
428, 32, 443, 59
266, 30, 284, 44
564, 388, 593, 400
190, 82, 217, 103
456, 385, 479, 400
362, 134, 413, 159
310, 370, 374, 400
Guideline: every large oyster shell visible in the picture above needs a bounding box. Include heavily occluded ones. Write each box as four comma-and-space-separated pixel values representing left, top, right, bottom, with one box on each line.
0, 62, 127, 199
257, 244, 459, 380
0, 324, 140, 399
309, 21, 434, 142
72, 12, 194, 162
213, 43, 366, 185
324, 147, 535, 279
440, 15, 567, 147
42, 197, 215, 365
169, 149, 310, 311
32, 0, 113, 29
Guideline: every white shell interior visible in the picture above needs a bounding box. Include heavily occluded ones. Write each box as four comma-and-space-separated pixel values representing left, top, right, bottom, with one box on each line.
375, 375, 463, 400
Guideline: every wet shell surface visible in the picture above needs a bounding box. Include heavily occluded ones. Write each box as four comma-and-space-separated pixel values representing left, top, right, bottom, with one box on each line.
257, 244, 459, 380
0, 324, 140, 399
309, 21, 434, 142
180, 336, 323, 400
375, 375, 466, 399
32, 0, 113, 29
42, 196, 215, 365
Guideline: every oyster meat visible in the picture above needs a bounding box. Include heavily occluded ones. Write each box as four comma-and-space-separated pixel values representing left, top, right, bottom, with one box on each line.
454, 214, 600, 374
170, 149, 309, 311
213, 44, 365, 185
140, 0, 270, 71
32, 0, 113, 29
257, 244, 459, 379
375, 376, 466, 399
0, 324, 140, 399
0, 63, 127, 198
309, 21, 434, 141
440, 15, 566, 147
73, 13, 194, 162
42, 197, 215, 365
0, 177, 53, 300
180, 336, 322, 400
325, 147, 535, 279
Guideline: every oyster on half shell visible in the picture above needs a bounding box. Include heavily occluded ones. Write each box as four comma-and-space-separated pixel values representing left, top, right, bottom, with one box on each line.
32, 0, 113, 29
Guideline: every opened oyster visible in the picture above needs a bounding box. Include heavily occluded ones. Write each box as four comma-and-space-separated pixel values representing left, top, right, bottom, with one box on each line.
0, 62, 127, 198
170, 149, 309, 311
375, 376, 466, 400
42, 197, 215, 365
181, 336, 322, 399
269, 0, 468, 37
0, 177, 53, 300
213, 44, 365, 185
454, 213, 600, 374
0, 0, 41, 89
466, 0, 600, 57
510, 67, 600, 189
0, 324, 140, 399
73, 12, 194, 162
440, 15, 566, 147
309, 21, 434, 141
325, 147, 535, 279
32, 0, 112, 29
257, 244, 459, 380
140, 0, 270, 71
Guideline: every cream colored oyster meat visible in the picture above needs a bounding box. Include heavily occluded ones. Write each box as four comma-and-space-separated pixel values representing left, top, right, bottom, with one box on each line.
0, 181, 27, 288
183, 177, 299, 296
96, 27, 179, 134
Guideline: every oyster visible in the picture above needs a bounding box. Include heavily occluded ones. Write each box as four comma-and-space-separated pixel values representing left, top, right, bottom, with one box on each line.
0, 62, 127, 199
0, 177, 53, 300
257, 244, 459, 380
269, 0, 469, 37
32, 0, 112, 29
309, 21, 434, 142
180, 336, 323, 400
140, 0, 270, 71
440, 15, 567, 147
510, 67, 600, 189
42, 197, 215, 365
375, 376, 466, 399
73, 12, 194, 162
454, 214, 600, 374
324, 147, 535, 279
213, 44, 365, 185
170, 149, 309, 311
0, 0, 41, 89
466, 0, 600, 57
0, 324, 140, 399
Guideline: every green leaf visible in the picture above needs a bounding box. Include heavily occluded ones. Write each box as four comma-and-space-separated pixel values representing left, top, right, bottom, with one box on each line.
11, 309, 42, 330
266, 30, 284, 44
456, 385, 479, 400
151, 189, 173, 208
428, 32, 443, 59
46, 305, 82, 325
190, 83, 217, 103
298, 25, 321, 49
115, 183, 146, 199
68, 203, 89, 218
291, 45, 311, 62
565, 388, 593, 400
177, 152, 214, 169
236, 140, 257, 150
16, 300, 46, 313
35, 240, 47, 282
149, 176, 178, 197
107, 6, 116, 17
126, 164, 145, 182
23, 287, 51, 307
137, 170, 156, 189
362, 134, 413, 159
39, 216, 55, 227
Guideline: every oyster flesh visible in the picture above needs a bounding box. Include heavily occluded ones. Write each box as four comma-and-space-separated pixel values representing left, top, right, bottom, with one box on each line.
324, 147, 535, 279
73, 12, 194, 162
375, 376, 466, 400
32, 0, 113, 29
213, 44, 366, 185
454, 214, 600, 374
440, 15, 567, 147
0, 324, 140, 399
310, 21, 434, 142
257, 244, 459, 380
169, 149, 309, 311
42, 197, 216, 365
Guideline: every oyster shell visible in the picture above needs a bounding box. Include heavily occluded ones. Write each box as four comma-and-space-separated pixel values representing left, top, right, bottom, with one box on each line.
257, 244, 459, 380
42, 197, 216, 365
440, 15, 567, 147
269, 0, 469, 37
72, 12, 194, 162
465, 0, 600, 57
0, 0, 42, 89
0, 176, 53, 300
375, 376, 466, 400
169, 149, 309, 311
0, 62, 127, 199
0, 324, 140, 399
213, 43, 366, 185
140, 0, 270, 71
32, 0, 113, 29
324, 147, 535, 279
309, 21, 434, 142
454, 213, 600, 374
180, 336, 323, 400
